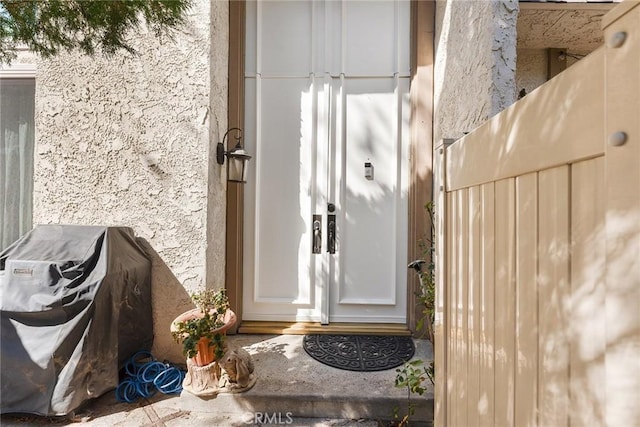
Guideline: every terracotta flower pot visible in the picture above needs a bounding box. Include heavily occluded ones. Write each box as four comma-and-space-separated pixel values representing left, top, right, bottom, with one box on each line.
171, 309, 237, 366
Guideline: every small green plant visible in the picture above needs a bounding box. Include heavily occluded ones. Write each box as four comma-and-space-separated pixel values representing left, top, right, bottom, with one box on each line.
415, 201, 435, 346
171, 288, 230, 360
393, 360, 430, 426
192, 287, 230, 317
391, 202, 436, 425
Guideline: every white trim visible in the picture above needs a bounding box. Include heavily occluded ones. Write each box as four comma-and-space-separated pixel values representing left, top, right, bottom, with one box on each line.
0, 63, 36, 78
341, 0, 346, 75
338, 297, 397, 305
243, 313, 322, 322
329, 314, 406, 323
392, 74, 401, 307
252, 0, 263, 306
254, 296, 309, 304
244, 313, 406, 323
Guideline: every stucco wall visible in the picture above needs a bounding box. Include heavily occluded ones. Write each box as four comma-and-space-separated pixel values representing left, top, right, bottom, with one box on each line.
206, 1, 230, 296
434, 0, 518, 142
516, 48, 548, 97
7, 49, 37, 66
516, 48, 592, 98
32, 0, 228, 362
516, 4, 609, 98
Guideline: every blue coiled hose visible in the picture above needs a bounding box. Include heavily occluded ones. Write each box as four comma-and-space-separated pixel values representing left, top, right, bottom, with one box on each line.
115, 351, 186, 403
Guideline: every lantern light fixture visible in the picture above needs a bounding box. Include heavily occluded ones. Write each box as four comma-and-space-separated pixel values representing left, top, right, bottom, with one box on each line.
216, 128, 252, 183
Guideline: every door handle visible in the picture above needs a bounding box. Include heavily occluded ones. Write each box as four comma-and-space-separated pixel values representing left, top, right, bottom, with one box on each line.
312, 215, 322, 254
327, 215, 336, 254
327, 202, 336, 254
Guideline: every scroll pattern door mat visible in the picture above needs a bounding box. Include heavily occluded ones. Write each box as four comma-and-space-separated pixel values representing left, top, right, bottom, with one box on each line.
303, 334, 415, 372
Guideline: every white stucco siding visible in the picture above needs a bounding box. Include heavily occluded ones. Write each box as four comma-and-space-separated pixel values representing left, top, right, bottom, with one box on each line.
517, 7, 609, 52
32, 0, 224, 297
515, 48, 592, 98
516, 48, 548, 97
516, 4, 610, 97
2, 49, 37, 68
434, 0, 518, 142
491, 0, 519, 115
31, 0, 228, 362
206, 0, 230, 293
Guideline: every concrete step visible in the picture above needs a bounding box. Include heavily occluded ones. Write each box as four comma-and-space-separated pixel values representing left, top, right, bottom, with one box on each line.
0, 334, 433, 427
170, 334, 434, 425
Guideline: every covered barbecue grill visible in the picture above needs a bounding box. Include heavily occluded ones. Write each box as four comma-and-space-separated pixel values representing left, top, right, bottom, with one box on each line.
0, 225, 153, 416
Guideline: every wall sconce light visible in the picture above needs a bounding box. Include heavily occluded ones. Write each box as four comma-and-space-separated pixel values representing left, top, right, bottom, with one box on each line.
216, 128, 252, 183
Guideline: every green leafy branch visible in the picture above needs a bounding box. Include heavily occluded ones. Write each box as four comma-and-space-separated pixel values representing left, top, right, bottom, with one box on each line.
0, 0, 192, 64
415, 201, 435, 346
393, 360, 430, 426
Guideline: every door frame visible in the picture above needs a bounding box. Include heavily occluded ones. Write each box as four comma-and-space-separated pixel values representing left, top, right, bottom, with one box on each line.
225, 0, 434, 334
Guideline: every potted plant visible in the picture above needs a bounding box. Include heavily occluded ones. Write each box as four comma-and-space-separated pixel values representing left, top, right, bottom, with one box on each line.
170, 288, 236, 367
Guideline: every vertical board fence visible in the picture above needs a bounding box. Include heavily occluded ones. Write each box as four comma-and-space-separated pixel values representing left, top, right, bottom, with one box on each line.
434, 2, 639, 426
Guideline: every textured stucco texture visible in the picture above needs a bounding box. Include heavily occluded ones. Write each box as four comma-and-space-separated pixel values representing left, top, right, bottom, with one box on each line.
434, 0, 519, 142
517, 7, 610, 51
32, 0, 228, 363
516, 4, 611, 99
516, 48, 592, 98
516, 49, 548, 97
4, 49, 37, 67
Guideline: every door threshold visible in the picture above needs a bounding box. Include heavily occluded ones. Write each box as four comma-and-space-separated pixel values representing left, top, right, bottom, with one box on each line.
237, 321, 412, 336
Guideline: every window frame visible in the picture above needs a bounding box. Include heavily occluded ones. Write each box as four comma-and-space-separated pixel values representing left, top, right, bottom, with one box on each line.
0, 62, 36, 251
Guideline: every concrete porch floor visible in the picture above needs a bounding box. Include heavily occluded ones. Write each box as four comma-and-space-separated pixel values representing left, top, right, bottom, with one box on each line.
1, 334, 434, 427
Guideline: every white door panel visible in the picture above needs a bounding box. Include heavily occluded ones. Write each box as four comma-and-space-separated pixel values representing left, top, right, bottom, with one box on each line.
339, 78, 399, 305
342, 1, 408, 77
246, 0, 315, 77
254, 78, 314, 302
243, 76, 323, 321
329, 77, 409, 322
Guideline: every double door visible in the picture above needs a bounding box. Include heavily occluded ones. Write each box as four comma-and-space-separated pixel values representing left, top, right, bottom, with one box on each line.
242, 0, 410, 324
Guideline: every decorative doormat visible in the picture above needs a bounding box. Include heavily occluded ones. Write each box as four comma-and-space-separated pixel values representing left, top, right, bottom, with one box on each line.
302, 334, 415, 372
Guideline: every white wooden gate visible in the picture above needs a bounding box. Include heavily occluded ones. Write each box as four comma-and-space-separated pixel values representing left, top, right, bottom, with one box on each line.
434, 3, 640, 426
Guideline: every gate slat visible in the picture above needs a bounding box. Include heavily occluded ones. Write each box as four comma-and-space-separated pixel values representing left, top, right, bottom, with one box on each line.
537, 166, 571, 427
515, 173, 539, 427
494, 179, 517, 427
479, 183, 495, 426
467, 186, 481, 422
570, 158, 606, 426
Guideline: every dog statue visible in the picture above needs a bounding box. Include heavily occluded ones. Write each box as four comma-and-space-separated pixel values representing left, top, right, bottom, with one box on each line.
219, 347, 256, 391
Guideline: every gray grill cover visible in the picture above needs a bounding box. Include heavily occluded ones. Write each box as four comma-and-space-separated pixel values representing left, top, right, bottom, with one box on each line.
0, 225, 153, 416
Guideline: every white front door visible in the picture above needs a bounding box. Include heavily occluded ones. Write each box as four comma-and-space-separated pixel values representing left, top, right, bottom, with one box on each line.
242, 0, 410, 324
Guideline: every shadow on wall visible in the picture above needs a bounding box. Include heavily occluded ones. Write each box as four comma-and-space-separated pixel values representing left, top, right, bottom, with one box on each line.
136, 238, 195, 364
